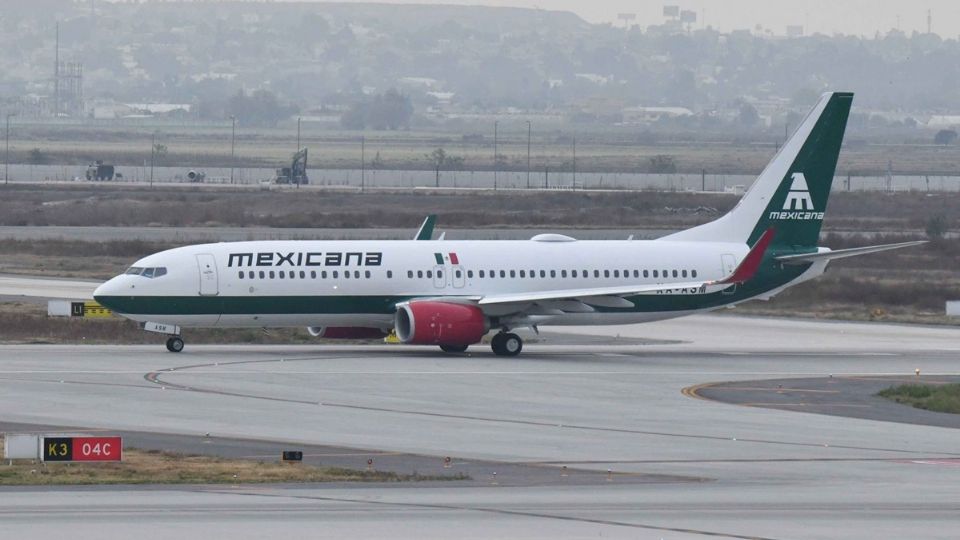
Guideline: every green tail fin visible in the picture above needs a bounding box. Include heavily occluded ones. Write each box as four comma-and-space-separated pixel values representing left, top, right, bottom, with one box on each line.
664, 92, 853, 249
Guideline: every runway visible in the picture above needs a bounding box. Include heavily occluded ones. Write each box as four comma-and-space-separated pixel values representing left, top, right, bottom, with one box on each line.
1, 315, 959, 539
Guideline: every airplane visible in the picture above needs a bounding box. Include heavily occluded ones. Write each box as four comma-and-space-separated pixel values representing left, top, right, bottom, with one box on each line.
94, 92, 924, 355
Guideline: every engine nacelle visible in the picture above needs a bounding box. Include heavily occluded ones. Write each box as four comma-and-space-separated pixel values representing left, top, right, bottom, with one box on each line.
395, 302, 488, 346
187, 170, 206, 182
307, 326, 388, 339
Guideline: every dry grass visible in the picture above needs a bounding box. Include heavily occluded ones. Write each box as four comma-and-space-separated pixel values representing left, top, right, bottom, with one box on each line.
7, 127, 960, 174
0, 447, 465, 485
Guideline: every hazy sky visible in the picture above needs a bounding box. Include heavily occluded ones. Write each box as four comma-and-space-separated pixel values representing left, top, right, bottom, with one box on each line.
291, 0, 960, 38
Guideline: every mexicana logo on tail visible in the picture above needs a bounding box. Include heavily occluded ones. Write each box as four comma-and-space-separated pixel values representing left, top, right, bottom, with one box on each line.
769, 172, 825, 221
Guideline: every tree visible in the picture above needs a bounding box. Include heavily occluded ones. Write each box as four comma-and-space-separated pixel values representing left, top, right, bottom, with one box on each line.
426, 148, 465, 187
228, 90, 298, 128
648, 155, 677, 173
737, 102, 760, 127
934, 129, 958, 145
340, 89, 414, 131
925, 215, 949, 240
27, 148, 48, 165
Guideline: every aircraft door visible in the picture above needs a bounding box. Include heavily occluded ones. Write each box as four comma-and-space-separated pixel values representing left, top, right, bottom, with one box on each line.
433, 265, 446, 289
452, 265, 465, 288
721, 254, 737, 295
196, 253, 219, 296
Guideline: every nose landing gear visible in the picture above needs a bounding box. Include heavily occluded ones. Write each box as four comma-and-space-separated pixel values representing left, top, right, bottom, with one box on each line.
165, 336, 185, 353
491, 332, 522, 356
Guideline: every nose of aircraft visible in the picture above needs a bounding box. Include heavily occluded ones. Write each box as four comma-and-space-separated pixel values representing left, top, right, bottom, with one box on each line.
93, 276, 126, 309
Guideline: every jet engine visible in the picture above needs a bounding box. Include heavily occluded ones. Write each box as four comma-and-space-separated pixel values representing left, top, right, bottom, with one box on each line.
187, 170, 206, 182
394, 302, 488, 346
307, 327, 388, 339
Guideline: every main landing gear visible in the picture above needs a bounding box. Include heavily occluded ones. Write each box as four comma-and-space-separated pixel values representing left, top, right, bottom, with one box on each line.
491, 332, 522, 357
439, 343, 469, 353
165, 336, 185, 353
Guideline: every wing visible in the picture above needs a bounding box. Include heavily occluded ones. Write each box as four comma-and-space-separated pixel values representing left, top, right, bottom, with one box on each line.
478, 228, 776, 306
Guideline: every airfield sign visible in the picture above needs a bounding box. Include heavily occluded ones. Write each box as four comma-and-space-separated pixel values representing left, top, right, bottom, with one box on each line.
42, 436, 122, 462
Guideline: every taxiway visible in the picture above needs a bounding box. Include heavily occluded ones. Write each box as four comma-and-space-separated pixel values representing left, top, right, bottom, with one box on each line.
0, 316, 958, 539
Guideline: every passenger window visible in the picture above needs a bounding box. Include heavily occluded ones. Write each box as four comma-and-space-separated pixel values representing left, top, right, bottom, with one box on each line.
500, 270, 506, 278
259, 271, 265, 279
355, 271, 361, 278
550, 270, 556, 278
269, 271, 275, 279
643, 270, 649, 278
427, 270, 433, 279
437, 270, 442, 278
457, 270, 463, 278
279, 271, 285, 278
311, 271, 317, 279
682, 270, 687, 278
583, 270, 588, 278
633, 270, 639, 278
613, 270, 620, 278
299, 271, 305, 278
408, 270, 413, 278
333, 270, 339, 278
653, 270, 659, 278
604, 270, 610, 278
539, 270, 546, 278
672, 270, 678, 278
344, 271, 350, 279
238, 271, 244, 279
322, 271, 328, 279
692, 270, 698, 278
510, 270, 516, 278
520, 270, 526, 278
479, 270, 485, 278
571, 270, 577, 278
386, 270, 392, 278
466, 270, 472, 278
365, 271, 371, 278
594, 270, 600, 278
662, 269, 668, 277
418, 270, 423, 278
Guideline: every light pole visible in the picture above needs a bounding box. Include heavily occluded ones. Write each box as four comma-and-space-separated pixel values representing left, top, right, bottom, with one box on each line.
4, 113, 15, 185
229, 116, 236, 184
149, 131, 156, 188
571, 133, 577, 189
493, 120, 498, 190
296, 116, 301, 153
526, 120, 531, 189
360, 136, 365, 192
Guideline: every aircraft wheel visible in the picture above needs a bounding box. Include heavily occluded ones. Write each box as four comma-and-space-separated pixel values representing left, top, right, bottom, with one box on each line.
491, 333, 522, 356
440, 344, 469, 353
166, 336, 184, 353
501, 333, 522, 356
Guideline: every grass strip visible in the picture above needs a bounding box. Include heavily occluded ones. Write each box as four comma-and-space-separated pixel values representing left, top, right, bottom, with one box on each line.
877, 384, 960, 414
0, 448, 468, 486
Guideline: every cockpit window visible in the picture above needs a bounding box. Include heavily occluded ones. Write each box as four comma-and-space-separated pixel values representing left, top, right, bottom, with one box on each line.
126, 267, 167, 278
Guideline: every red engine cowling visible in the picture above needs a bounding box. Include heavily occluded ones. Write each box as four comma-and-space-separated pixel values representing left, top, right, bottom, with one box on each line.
395, 302, 488, 346
307, 327, 388, 339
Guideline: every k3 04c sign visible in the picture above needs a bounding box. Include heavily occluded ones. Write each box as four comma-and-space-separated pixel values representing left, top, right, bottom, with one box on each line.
42, 436, 123, 462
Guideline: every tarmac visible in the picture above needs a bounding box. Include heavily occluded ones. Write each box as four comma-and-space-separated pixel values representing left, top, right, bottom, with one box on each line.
0, 315, 959, 539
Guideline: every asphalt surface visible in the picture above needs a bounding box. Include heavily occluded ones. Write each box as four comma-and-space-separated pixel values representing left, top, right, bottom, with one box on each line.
694, 375, 960, 429
0, 315, 959, 539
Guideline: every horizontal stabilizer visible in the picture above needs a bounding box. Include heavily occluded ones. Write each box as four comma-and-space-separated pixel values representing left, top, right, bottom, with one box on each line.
776, 240, 927, 265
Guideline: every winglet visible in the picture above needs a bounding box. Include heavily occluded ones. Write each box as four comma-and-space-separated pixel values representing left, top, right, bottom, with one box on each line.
414, 215, 437, 240
718, 227, 776, 284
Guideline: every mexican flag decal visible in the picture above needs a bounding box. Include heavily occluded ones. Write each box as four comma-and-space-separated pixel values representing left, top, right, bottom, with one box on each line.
434, 252, 460, 265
